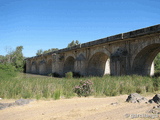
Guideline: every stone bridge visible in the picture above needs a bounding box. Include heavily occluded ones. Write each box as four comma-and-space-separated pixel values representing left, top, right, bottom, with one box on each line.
25, 24, 160, 76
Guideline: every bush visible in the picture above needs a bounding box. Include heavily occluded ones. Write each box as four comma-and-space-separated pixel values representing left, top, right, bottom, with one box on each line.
65, 72, 73, 79
74, 80, 93, 97
153, 77, 160, 91
0, 63, 17, 79
53, 90, 61, 100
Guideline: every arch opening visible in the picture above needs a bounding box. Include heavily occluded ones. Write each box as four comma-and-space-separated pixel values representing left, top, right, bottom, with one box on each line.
47, 59, 52, 74
31, 61, 37, 74
63, 56, 75, 74
38, 60, 46, 75
87, 52, 110, 76
132, 43, 160, 76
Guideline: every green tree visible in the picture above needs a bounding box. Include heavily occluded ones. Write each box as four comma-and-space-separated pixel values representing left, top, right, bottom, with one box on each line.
0, 55, 5, 63
36, 48, 59, 55
67, 40, 80, 48
12, 46, 24, 71
0, 46, 24, 72
154, 53, 160, 72
43, 48, 59, 54
36, 49, 43, 56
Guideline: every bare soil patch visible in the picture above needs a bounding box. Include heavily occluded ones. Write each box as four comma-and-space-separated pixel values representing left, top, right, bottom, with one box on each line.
0, 95, 159, 120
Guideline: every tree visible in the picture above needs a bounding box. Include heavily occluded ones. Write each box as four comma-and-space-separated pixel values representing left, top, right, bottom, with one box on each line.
36, 49, 43, 56
67, 40, 80, 48
43, 48, 59, 54
12, 46, 24, 71
0, 46, 24, 72
154, 53, 160, 72
36, 48, 59, 55
0, 55, 5, 63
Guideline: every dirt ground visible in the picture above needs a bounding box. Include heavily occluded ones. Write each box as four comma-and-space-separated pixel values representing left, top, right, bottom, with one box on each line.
0, 95, 159, 120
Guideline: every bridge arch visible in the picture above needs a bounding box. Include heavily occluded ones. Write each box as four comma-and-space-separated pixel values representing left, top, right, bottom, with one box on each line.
87, 52, 110, 76
89, 47, 110, 60
26, 60, 31, 73
31, 61, 37, 74
38, 60, 46, 75
47, 59, 52, 74
63, 56, 75, 74
132, 43, 160, 76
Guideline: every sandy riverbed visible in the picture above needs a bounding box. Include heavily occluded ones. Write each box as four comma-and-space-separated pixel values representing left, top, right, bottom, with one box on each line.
0, 95, 159, 120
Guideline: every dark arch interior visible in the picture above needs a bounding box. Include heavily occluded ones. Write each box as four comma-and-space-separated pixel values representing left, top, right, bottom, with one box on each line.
132, 44, 160, 76
87, 52, 109, 76
63, 56, 75, 73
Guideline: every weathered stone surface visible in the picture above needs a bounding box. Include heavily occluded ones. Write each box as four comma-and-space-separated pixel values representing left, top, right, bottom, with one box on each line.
152, 94, 160, 104
149, 105, 160, 114
15, 99, 33, 105
0, 99, 34, 110
126, 93, 148, 103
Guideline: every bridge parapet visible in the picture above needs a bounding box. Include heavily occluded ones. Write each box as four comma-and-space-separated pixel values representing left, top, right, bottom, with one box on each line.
123, 24, 160, 39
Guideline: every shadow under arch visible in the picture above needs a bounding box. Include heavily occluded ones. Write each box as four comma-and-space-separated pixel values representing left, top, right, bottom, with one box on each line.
87, 52, 110, 76
132, 43, 160, 76
63, 56, 75, 74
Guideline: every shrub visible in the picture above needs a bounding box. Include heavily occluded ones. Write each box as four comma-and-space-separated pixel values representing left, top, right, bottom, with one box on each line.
153, 77, 160, 91
0, 63, 17, 79
65, 72, 73, 79
74, 80, 93, 97
53, 90, 61, 100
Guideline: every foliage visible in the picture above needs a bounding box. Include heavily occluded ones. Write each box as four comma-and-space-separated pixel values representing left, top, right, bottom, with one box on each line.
43, 48, 59, 54
0, 46, 24, 72
0, 63, 17, 79
65, 72, 73, 79
0, 73, 159, 99
74, 80, 93, 97
36, 48, 59, 56
53, 90, 61, 100
0, 55, 5, 63
67, 40, 80, 48
153, 77, 160, 91
36, 49, 43, 56
12, 46, 24, 71
154, 53, 160, 72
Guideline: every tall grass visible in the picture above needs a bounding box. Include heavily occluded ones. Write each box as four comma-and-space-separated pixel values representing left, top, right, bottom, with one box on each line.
0, 73, 159, 99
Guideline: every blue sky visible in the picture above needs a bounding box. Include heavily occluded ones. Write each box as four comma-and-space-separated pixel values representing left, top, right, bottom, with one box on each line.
0, 0, 159, 57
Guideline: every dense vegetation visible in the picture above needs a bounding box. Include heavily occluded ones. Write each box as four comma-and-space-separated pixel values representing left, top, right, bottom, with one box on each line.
0, 45, 159, 100
0, 73, 159, 99
155, 53, 160, 73
36, 48, 59, 56
0, 46, 24, 72
67, 40, 80, 48
35, 40, 80, 56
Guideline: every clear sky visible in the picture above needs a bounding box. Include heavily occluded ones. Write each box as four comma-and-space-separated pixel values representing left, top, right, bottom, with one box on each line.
0, 0, 159, 57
